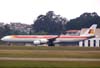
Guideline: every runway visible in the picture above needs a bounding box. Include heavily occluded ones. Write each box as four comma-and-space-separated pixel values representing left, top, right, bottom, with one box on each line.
0, 57, 100, 61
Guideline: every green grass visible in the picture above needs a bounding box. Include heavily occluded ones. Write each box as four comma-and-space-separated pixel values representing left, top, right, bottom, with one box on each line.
0, 60, 100, 68
0, 50, 100, 58
0, 45, 100, 68
0, 45, 100, 58
0, 45, 100, 50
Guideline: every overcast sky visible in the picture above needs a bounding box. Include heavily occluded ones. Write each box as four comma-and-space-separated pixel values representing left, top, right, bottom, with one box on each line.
0, 0, 100, 24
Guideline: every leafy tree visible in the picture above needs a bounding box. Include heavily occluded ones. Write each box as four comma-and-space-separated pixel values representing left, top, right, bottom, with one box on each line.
32, 11, 68, 35
0, 27, 5, 38
4, 24, 12, 36
65, 12, 100, 30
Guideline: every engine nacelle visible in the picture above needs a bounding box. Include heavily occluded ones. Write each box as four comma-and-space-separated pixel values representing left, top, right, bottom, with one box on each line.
33, 40, 41, 45
39, 39, 48, 43
33, 39, 48, 45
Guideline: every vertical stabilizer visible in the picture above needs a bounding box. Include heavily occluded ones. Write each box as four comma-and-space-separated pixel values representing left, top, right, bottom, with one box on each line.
81, 24, 97, 36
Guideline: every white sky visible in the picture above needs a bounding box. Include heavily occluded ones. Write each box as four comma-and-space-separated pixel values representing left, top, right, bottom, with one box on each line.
0, 0, 100, 24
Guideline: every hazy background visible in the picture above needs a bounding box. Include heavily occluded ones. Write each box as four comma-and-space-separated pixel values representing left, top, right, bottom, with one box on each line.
0, 0, 100, 24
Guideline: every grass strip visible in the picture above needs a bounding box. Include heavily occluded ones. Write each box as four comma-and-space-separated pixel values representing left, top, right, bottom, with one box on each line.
0, 45, 100, 50
0, 60, 100, 68
0, 50, 100, 58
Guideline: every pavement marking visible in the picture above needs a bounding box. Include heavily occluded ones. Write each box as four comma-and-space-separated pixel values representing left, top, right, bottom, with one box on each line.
0, 57, 100, 61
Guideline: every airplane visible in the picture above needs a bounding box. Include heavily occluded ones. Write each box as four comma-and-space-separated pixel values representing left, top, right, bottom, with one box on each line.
1, 24, 97, 46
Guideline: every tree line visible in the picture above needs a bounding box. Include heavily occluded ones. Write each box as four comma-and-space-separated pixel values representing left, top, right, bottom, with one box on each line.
32, 11, 100, 34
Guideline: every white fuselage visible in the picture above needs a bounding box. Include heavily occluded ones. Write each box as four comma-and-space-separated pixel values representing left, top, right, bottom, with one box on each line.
1, 35, 89, 44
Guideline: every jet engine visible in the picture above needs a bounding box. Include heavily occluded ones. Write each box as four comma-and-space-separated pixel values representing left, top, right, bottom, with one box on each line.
33, 39, 48, 45
33, 40, 41, 45
39, 39, 48, 43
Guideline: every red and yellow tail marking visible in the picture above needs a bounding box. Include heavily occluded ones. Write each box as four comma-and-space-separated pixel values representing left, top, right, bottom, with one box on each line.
88, 29, 95, 34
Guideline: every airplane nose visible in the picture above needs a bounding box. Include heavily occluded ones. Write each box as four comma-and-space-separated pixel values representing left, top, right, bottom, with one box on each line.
1, 36, 11, 41
1, 37, 5, 41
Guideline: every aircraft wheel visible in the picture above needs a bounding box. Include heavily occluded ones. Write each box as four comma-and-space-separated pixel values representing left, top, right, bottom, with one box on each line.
48, 42, 55, 46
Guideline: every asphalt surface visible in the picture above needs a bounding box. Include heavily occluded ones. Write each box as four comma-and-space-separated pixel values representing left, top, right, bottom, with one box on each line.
0, 57, 100, 61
